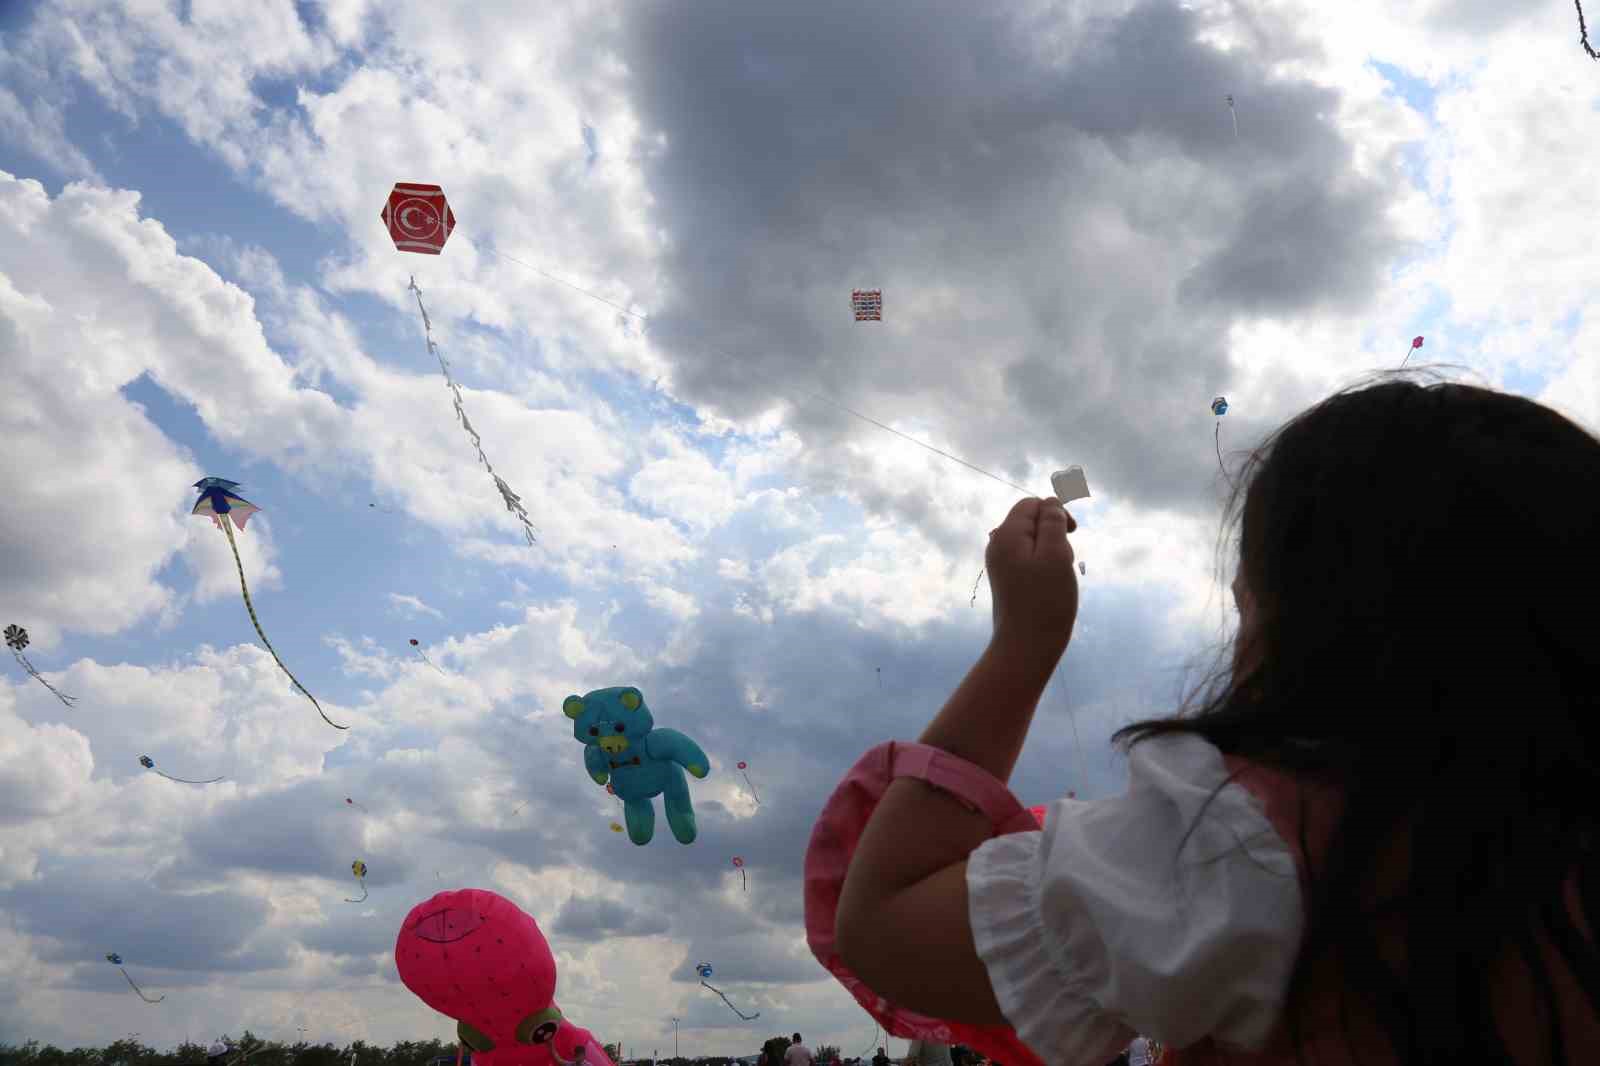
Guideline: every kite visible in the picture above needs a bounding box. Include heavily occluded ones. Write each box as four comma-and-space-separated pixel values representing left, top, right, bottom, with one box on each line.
875, 667, 881, 690
973, 468, 1091, 607
409, 638, 444, 675
395, 888, 615, 1066
138, 754, 223, 785
347, 859, 369, 903
851, 289, 883, 322
609, 821, 624, 833
1226, 94, 1239, 139
1203, 393, 1228, 476
564, 687, 708, 846
381, 182, 456, 255
695, 963, 760, 1021
346, 797, 368, 813
106, 952, 164, 1003
4, 624, 77, 707
1400, 335, 1424, 368
735, 760, 761, 806
732, 856, 747, 892
191, 479, 346, 730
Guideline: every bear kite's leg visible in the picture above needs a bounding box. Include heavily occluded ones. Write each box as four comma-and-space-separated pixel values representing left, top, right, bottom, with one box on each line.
623, 795, 657, 845
662, 764, 698, 845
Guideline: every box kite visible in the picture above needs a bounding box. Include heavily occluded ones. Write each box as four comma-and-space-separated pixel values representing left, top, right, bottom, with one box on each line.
851, 289, 882, 321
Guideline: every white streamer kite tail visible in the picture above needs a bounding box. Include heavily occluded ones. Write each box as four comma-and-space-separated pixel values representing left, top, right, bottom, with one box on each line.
9, 649, 76, 706
119, 966, 165, 1003
408, 277, 540, 547
219, 518, 347, 730
700, 980, 760, 1021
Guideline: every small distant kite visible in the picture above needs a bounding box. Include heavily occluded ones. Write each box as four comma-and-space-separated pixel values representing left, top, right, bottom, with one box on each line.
695, 962, 760, 1021
347, 860, 369, 903
1400, 335, 1424, 368
408, 638, 444, 675
1212, 398, 1231, 481
851, 289, 882, 322
735, 760, 761, 806
345, 797, 368, 813
732, 855, 747, 892
191, 479, 346, 730
4, 624, 77, 707
875, 666, 881, 690
106, 953, 164, 1003
609, 821, 624, 833
139, 755, 223, 785
1226, 94, 1239, 139
380, 183, 456, 256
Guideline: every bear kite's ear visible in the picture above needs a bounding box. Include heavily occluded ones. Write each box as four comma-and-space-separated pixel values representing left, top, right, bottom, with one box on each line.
619, 688, 643, 711
562, 695, 585, 720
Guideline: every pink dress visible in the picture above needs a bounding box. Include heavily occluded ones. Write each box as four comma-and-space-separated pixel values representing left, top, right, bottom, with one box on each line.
804, 736, 1596, 1066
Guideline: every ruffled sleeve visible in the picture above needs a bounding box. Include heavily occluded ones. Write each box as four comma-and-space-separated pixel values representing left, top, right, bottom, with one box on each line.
967, 734, 1303, 1066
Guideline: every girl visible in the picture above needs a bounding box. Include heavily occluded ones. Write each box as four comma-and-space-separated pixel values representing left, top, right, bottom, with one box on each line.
806, 378, 1600, 1064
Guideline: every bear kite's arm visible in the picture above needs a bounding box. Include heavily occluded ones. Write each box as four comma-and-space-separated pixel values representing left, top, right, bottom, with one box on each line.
583, 744, 610, 785
645, 728, 709, 779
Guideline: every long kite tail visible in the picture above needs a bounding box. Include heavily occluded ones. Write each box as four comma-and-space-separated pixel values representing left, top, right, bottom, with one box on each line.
155, 768, 225, 785
12, 650, 78, 707
345, 880, 368, 903
701, 980, 760, 1021
220, 519, 347, 730
119, 966, 165, 1003
739, 768, 761, 805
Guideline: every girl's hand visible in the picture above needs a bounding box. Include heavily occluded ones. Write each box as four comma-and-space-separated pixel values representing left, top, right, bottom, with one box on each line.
986, 496, 1078, 663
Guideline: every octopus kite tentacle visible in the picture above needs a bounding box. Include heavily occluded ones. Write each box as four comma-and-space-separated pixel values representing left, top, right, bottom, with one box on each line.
408, 277, 539, 547
219, 518, 347, 730
701, 979, 760, 1021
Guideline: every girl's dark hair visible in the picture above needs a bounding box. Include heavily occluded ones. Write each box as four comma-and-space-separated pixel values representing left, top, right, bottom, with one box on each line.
1113, 374, 1600, 1063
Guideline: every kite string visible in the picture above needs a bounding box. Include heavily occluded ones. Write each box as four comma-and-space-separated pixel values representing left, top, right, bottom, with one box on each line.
1580, 0, 1599, 59
476, 243, 1036, 500
220, 518, 348, 730
409, 276, 539, 546
701, 980, 760, 1021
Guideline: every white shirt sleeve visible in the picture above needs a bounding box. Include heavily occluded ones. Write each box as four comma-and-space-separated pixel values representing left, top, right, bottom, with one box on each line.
966, 733, 1303, 1066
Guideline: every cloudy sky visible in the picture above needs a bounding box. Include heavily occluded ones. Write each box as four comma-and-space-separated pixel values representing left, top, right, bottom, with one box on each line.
0, 0, 1596, 1057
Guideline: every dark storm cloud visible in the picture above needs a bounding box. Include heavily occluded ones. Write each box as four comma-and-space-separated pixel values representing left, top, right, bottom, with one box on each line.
1, 867, 285, 983
551, 895, 670, 938
616, 0, 1412, 528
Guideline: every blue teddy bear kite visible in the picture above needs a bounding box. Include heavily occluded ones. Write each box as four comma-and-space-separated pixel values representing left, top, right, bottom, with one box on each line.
563, 686, 709, 845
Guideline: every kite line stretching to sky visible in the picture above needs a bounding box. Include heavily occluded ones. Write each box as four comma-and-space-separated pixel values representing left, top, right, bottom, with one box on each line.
191, 479, 347, 730
383, 182, 1034, 507
1579, 0, 1598, 59
4, 624, 76, 707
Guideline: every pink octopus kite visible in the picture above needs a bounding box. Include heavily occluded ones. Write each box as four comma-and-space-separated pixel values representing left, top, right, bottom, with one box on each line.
396, 889, 614, 1066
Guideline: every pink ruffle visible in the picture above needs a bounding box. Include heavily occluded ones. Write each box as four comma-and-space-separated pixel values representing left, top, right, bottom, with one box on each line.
804, 741, 1048, 1066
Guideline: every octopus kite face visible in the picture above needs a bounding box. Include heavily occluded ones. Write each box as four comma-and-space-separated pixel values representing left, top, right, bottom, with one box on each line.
563, 687, 653, 756
396, 889, 563, 1064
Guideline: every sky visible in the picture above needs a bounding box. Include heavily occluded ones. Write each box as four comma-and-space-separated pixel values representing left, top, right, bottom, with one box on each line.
0, 0, 1596, 1058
